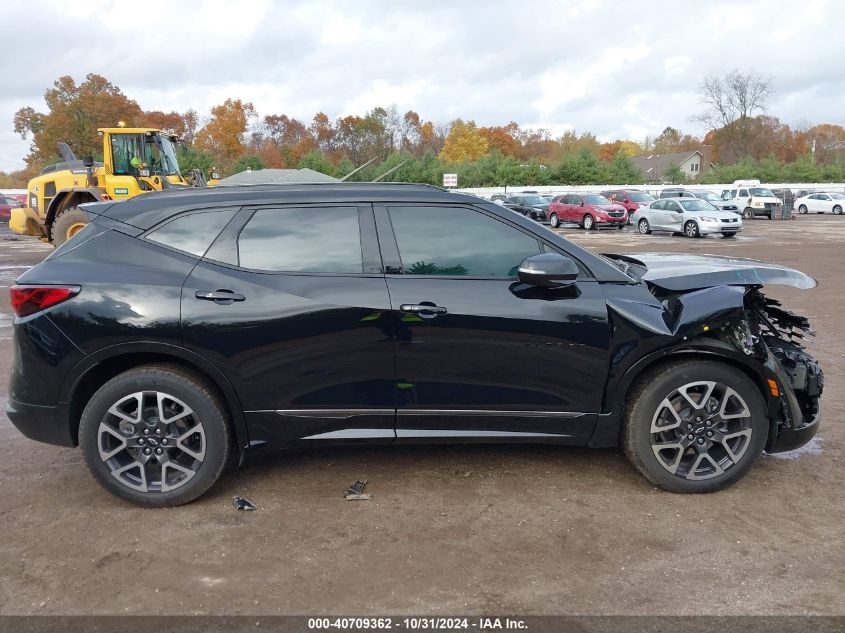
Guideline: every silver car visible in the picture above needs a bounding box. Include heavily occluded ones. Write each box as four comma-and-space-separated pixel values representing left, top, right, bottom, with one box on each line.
632, 197, 743, 238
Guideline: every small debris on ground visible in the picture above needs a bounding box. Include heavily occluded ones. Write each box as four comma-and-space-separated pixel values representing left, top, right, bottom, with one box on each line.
233, 496, 257, 511
344, 479, 372, 501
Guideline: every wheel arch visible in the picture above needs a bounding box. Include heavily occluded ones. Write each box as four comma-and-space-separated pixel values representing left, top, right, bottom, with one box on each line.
61, 343, 249, 458
46, 189, 103, 227
589, 346, 771, 448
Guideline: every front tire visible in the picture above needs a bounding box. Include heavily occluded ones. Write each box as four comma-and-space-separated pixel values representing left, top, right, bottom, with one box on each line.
51, 207, 90, 246
723, 232, 737, 238
637, 218, 651, 235
549, 213, 560, 228
79, 365, 231, 506
742, 207, 754, 220
582, 214, 594, 230
684, 220, 700, 238
834, 205, 842, 215
622, 360, 768, 493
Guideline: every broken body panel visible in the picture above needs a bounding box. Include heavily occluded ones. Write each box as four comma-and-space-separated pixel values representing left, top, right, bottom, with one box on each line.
596, 252, 822, 454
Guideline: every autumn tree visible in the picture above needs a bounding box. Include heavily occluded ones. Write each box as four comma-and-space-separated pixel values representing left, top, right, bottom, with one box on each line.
797, 124, 845, 164
479, 123, 520, 157
696, 70, 773, 162
142, 109, 200, 145
438, 120, 489, 162
195, 98, 257, 167
14, 74, 144, 167
651, 126, 701, 154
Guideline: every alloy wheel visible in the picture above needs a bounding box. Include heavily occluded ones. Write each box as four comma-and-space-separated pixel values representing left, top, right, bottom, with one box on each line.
97, 391, 206, 493
649, 381, 753, 480
583, 215, 594, 230
638, 219, 649, 234
685, 221, 699, 238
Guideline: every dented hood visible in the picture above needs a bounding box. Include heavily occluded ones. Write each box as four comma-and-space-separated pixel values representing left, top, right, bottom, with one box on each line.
612, 252, 817, 291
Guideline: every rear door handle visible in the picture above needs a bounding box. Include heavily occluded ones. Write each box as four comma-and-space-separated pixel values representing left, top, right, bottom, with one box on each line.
400, 303, 447, 317
195, 290, 246, 303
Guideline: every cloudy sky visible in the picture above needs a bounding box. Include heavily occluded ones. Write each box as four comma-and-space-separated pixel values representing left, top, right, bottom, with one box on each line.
1, 0, 843, 170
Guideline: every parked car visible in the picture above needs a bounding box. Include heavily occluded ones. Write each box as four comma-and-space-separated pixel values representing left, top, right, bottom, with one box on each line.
0, 195, 23, 221
489, 194, 507, 202
7, 184, 822, 505
503, 194, 549, 222
720, 180, 782, 219
659, 189, 740, 214
601, 189, 655, 217
547, 193, 627, 229
794, 192, 845, 215
632, 197, 743, 238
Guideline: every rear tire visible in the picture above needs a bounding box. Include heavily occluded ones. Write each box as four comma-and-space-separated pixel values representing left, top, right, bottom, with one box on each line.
798, 205, 808, 214
79, 365, 231, 506
622, 360, 768, 493
51, 207, 90, 246
549, 213, 560, 228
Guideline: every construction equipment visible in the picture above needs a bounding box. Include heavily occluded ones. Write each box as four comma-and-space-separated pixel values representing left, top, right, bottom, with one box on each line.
11, 127, 197, 245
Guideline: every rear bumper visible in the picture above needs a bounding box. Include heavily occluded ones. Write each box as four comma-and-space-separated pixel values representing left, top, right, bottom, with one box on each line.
5, 397, 74, 447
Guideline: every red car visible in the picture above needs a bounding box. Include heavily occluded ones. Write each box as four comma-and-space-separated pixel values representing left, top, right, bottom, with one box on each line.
601, 189, 656, 216
548, 193, 627, 230
0, 194, 24, 222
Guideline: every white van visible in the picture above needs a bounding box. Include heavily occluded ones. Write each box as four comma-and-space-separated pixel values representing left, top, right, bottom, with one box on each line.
720, 180, 782, 220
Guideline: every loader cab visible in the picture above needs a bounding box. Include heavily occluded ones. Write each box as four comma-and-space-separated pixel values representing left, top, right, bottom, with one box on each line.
106, 129, 182, 180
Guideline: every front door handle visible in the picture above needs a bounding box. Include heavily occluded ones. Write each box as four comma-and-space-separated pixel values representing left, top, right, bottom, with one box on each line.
400, 302, 447, 318
195, 290, 246, 304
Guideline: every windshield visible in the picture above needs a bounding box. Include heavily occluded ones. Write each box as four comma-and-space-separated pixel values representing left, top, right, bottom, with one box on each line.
628, 192, 654, 203
750, 187, 775, 198
696, 191, 721, 201
830, 193, 845, 200
521, 195, 547, 205
584, 194, 612, 205
679, 199, 718, 212
110, 132, 181, 177
154, 135, 181, 176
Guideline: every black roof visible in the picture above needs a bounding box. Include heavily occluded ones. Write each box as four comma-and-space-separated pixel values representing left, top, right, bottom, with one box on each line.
102, 182, 482, 229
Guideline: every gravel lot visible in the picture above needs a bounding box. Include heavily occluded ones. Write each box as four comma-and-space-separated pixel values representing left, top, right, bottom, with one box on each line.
0, 216, 842, 616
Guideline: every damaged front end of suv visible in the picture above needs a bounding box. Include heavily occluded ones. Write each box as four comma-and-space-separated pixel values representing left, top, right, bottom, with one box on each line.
604, 252, 823, 457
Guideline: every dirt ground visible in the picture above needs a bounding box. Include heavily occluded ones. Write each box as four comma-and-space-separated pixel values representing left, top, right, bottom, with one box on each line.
0, 215, 842, 616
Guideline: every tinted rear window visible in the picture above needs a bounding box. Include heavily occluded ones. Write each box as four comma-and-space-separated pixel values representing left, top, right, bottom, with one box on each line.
147, 209, 237, 257
238, 207, 363, 273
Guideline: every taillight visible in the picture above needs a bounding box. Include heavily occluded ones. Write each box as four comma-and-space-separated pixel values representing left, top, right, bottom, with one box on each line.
9, 285, 80, 318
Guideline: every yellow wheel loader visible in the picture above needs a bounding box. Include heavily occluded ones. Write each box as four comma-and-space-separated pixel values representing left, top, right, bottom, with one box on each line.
11, 127, 204, 246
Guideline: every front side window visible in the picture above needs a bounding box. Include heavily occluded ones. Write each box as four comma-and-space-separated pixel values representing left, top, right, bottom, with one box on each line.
238, 207, 362, 273
147, 209, 237, 257
389, 206, 541, 277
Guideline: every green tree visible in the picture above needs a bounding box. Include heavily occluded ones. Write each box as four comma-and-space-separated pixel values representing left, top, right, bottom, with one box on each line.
298, 150, 338, 176
230, 154, 265, 175
663, 162, 686, 184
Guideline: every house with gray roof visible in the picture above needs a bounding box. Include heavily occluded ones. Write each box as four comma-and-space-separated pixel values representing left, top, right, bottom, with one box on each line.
630, 149, 712, 184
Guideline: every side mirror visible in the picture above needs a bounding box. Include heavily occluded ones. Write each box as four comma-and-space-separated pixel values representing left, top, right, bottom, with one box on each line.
518, 253, 579, 287
82, 155, 94, 168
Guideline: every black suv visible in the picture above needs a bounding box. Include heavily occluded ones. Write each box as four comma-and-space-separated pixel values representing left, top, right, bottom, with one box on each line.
7, 184, 823, 505
502, 194, 549, 222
